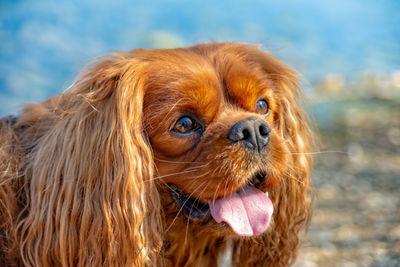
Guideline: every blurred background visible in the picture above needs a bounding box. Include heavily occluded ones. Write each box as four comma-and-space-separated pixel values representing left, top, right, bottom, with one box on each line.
1, 0, 399, 266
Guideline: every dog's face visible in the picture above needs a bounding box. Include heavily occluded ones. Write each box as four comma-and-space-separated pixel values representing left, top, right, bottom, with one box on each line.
140, 44, 296, 237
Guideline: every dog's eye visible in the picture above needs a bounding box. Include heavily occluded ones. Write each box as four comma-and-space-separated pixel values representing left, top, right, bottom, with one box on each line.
173, 116, 198, 134
255, 99, 269, 115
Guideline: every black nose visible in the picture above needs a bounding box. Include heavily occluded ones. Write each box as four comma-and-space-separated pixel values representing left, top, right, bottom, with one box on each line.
227, 117, 271, 152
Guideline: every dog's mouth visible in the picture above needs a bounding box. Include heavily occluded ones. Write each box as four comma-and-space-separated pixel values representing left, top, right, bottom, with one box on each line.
168, 171, 273, 236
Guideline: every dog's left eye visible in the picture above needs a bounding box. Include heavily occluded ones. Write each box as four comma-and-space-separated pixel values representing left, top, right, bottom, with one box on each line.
173, 116, 201, 134
255, 99, 269, 115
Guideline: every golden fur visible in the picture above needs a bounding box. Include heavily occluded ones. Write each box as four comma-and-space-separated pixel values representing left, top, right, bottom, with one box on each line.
0, 43, 314, 266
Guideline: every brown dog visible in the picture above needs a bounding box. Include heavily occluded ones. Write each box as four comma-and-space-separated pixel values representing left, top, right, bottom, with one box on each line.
0, 43, 314, 266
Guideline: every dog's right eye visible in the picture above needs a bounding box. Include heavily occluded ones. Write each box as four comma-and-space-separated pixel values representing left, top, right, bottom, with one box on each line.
172, 116, 201, 134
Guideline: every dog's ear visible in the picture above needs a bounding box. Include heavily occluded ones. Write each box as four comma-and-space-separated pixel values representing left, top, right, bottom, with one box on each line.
17, 53, 163, 266
229, 44, 314, 266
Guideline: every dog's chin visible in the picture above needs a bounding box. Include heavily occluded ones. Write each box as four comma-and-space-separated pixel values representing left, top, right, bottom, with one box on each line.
167, 171, 274, 237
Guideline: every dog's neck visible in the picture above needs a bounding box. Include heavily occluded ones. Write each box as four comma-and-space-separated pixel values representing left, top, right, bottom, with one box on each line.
163, 231, 228, 267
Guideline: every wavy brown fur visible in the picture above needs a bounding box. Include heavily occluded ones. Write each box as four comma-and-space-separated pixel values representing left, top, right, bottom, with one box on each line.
0, 43, 313, 266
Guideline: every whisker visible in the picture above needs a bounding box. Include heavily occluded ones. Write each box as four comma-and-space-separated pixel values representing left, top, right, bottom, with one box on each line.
147, 97, 192, 133
211, 180, 225, 206
190, 181, 212, 209
154, 158, 206, 164
184, 214, 190, 247
183, 170, 212, 180
165, 181, 206, 232
158, 180, 181, 194
285, 171, 305, 185
220, 176, 232, 200
147, 169, 198, 181
287, 150, 349, 155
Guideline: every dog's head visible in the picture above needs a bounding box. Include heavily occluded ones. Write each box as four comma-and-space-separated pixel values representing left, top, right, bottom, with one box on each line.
141, 43, 303, 237
17, 43, 313, 266
137, 44, 313, 238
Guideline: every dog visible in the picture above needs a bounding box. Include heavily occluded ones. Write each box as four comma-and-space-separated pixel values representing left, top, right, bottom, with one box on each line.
0, 43, 314, 266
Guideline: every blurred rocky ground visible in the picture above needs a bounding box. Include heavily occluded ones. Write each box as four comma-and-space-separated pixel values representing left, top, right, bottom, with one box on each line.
296, 74, 400, 267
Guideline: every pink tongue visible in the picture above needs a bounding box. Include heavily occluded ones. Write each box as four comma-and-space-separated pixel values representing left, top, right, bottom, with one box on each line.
208, 185, 273, 236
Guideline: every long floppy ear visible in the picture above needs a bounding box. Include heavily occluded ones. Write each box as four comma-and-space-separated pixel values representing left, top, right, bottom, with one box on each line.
230, 44, 315, 266
16, 53, 163, 266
